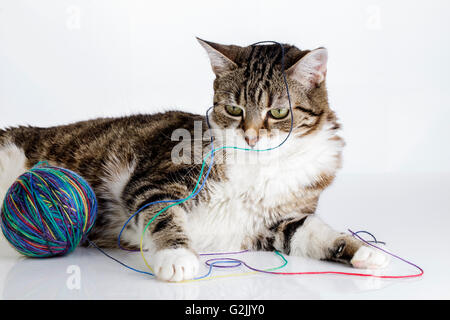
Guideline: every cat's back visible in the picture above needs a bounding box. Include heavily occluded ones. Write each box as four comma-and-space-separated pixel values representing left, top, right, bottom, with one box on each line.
0, 111, 206, 175
3, 111, 203, 143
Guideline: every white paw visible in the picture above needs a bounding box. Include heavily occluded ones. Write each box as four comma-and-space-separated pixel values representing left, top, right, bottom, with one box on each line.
152, 248, 199, 282
351, 246, 390, 269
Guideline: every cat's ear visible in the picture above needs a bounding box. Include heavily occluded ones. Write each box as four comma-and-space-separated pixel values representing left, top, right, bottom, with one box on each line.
286, 48, 328, 89
197, 38, 238, 76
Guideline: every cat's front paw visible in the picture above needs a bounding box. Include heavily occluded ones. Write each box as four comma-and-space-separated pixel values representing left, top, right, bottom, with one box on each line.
351, 246, 390, 269
152, 248, 200, 282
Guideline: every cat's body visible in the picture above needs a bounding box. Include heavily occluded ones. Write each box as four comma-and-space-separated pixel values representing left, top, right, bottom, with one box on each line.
0, 39, 389, 281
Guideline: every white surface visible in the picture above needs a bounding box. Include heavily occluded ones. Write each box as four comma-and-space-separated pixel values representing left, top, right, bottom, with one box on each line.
1, 173, 449, 300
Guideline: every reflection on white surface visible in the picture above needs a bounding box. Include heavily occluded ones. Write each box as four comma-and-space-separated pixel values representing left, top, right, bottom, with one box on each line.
2, 248, 399, 300
1, 173, 449, 299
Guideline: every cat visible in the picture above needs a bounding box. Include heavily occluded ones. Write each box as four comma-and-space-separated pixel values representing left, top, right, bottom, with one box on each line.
0, 38, 389, 282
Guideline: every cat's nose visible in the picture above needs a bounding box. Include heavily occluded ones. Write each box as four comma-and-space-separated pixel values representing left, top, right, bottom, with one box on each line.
243, 119, 262, 148
244, 132, 259, 148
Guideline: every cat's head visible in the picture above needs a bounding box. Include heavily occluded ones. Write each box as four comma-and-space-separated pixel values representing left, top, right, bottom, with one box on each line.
198, 38, 337, 149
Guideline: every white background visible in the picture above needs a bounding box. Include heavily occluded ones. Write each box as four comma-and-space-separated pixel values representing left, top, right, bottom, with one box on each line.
1, 0, 450, 300
1, 0, 450, 174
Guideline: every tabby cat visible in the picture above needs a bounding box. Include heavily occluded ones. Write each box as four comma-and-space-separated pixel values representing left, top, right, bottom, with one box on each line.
0, 39, 389, 281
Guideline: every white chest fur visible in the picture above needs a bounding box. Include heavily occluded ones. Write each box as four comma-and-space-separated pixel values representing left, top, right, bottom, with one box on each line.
186, 126, 343, 252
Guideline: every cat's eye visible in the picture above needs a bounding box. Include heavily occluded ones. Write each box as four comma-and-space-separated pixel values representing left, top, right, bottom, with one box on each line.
225, 105, 243, 117
269, 108, 289, 119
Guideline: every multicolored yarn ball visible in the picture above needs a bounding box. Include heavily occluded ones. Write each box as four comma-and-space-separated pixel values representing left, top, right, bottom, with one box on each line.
0, 162, 97, 258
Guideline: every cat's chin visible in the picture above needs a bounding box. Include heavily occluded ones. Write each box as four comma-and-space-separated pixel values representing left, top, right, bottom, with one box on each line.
231, 140, 298, 166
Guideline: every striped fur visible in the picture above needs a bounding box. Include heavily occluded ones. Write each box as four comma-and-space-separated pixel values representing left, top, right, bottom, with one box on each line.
0, 40, 389, 281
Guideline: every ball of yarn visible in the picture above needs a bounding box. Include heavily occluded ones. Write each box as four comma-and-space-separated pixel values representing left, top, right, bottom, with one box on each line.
0, 162, 97, 258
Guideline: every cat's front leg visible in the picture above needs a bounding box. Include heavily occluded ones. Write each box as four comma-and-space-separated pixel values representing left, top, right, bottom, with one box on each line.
136, 203, 200, 282
270, 215, 389, 269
